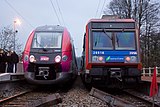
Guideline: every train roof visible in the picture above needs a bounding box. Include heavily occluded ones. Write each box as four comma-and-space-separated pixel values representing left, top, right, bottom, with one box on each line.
35, 25, 65, 32
87, 18, 135, 24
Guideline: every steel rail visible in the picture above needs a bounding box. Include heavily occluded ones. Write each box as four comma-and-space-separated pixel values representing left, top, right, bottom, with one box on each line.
90, 87, 135, 107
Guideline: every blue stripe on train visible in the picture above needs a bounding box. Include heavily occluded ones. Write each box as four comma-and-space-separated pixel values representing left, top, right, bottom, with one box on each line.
92, 50, 137, 56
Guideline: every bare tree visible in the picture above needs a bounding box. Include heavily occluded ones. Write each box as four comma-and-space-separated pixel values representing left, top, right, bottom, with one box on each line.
141, 33, 160, 66
0, 26, 22, 54
104, 0, 160, 67
106, 0, 160, 31
106, 0, 132, 19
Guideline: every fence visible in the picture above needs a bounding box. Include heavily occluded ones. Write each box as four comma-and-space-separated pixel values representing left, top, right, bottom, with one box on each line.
142, 67, 160, 76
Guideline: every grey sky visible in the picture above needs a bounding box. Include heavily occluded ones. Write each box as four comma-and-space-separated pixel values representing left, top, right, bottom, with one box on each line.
1, 0, 160, 56
0, 0, 109, 56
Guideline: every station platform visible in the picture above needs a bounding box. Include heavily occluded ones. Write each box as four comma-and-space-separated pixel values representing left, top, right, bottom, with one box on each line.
0, 73, 24, 82
0, 63, 24, 82
141, 76, 160, 84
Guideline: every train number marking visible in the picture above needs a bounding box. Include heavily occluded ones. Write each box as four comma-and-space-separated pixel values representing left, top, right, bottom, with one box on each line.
129, 52, 137, 55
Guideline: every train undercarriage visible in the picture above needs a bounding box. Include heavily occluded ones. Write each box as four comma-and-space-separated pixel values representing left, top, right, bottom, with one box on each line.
81, 67, 141, 89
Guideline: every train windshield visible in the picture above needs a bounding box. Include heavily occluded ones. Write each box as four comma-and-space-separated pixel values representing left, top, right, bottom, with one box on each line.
93, 32, 113, 49
115, 32, 135, 50
32, 32, 62, 49
92, 31, 136, 50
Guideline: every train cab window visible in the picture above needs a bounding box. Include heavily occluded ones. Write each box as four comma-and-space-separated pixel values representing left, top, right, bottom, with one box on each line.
93, 31, 113, 50
32, 32, 62, 48
115, 32, 136, 50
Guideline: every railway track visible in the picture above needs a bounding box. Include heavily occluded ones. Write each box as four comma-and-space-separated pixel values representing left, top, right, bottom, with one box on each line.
0, 80, 62, 107
0, 80, 33, 101
0, 76, 159, 107
0, 89, 61, 107
90, 87, 160, 107
123, 89, 160, 107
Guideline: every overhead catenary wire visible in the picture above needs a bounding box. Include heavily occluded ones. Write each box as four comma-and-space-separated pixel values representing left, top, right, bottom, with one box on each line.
5, 0, 34, 28
99, 0, 107, 18
95, 0, 101, 18
50, 0, 62, 25
55, 0, 66, 26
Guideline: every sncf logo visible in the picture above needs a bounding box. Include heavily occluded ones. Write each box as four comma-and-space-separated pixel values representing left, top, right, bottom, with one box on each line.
40, 56, 49, 61
129, 52, 137, 55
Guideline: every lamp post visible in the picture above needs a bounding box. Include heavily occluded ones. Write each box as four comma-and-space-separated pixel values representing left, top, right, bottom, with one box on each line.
13, 20, 16, 51
13, 19, 21, 51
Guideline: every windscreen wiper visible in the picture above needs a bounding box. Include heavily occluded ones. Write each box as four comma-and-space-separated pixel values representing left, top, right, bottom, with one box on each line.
103, 29, 113, 46
115, 35, 119, 47
103, 29, 112, 40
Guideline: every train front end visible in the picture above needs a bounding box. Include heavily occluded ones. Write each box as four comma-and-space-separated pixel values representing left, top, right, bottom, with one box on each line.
81, 19, 142, 87
23, 25, 74, 85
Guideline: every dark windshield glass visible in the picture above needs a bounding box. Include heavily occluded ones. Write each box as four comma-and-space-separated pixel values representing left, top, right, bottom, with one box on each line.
93, 32, 113, 49
92, 31, 136, 50
115, 32, 135, 50
32, 32, 62, 48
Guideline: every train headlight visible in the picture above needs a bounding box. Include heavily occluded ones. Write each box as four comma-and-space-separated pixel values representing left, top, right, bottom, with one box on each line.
125, 56, 131, 62
92, 56, 104, 63
98, 56, 104, 62
55, 55, 61, 63
62, 55, 68, 61
130, 56, 137, 62
125, 56, 137, 63
29, 55, 36, 62
92, 56, 98, 62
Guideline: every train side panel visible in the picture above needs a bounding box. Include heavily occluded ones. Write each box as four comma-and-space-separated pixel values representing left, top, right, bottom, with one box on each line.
23, 31, 34, 72
61, 28, 72, 72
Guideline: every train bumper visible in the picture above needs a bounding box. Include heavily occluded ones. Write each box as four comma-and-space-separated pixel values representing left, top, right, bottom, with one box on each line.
24, 72, 73, 85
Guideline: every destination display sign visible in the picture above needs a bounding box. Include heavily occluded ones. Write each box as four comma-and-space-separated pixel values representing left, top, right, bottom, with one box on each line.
92, 22, 135, 29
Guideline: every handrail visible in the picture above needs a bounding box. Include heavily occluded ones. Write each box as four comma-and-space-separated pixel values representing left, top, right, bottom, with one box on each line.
142, 67, 160, 76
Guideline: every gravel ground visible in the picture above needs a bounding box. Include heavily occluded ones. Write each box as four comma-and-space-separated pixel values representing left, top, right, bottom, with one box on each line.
57, 76, 108, 107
